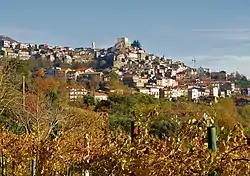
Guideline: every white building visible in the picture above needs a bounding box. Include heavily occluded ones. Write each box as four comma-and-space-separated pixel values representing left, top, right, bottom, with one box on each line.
64, 55, 73, 64
149, 87, 160, 98
171, 89, 179, 98
156, 78, 178, 87
94, 92, 108, 101
115, 37, 130, 49
0, 40, 11, 48
166, 79, 178, 87
197, 67, 211, 77
67, 86, 87, 101
188, 88, 199, 100
138, 88, 150, 95
127, 52, 138, 60
211, 87, 219, 97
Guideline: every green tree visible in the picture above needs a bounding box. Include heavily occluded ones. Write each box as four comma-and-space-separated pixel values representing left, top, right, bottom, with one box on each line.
100, 59, 107, 68
150, 119, 180, 138
213, 98, 237, 129
49, 89, 59, 104
109, 71, 119, 81
131, 40, 142, 48
83, 95, 96, 107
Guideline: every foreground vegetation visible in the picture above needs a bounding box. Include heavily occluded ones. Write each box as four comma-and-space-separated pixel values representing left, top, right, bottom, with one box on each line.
0, 58, 250, 175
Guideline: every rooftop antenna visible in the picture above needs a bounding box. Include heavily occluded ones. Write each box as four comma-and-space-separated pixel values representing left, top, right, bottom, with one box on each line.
192, 57, 196, 68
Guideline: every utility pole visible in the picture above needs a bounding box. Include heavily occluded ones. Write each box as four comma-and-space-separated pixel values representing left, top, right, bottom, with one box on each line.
22, 75, 25, 108
23, 75, 31, 134
192, 57, 196, 68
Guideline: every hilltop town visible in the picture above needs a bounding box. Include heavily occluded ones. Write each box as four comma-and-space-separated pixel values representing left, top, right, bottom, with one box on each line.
2, 36, 250, 175
1, 35, 250, 104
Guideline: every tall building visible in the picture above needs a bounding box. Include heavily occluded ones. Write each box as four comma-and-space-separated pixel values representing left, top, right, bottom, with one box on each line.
92, 42, 96, 49
115, 37, 130, 49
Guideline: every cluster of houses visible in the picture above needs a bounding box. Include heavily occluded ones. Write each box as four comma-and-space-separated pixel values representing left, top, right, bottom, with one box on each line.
1, 36, 249, 103
119, 63, 237, 102
0, 36, 99, 64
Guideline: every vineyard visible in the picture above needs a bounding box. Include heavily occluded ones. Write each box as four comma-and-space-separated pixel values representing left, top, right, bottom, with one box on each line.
0, 58, 250, 175
0, 115, 250, 175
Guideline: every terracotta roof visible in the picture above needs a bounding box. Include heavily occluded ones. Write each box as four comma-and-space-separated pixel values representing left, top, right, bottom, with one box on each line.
66, 84, 85, 89
60, 67, 71, 71
95, 92, 108, 96
176, 71, 186, 75
80, 72, 101, 75
88, 91, 108, 96
76, 67, 90, 72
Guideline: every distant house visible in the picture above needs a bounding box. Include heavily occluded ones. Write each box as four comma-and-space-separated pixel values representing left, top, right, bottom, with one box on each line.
55, 67, 72, 78
186, 68, 197, 77
145, 85, 161, 98
137, 88, 150, 95
188, 88, 199, 100
0, 39, 11, 48
241, 88, 250, 96
211, 71, 227, 81
159, 88, 171, 99
199, 88, 210, 97
132, 77, 148, 88
64, 55, 73, 64
127, 52, 138, 60
220, 82, 235, 92
159, 87, 181, 100
149, 87, 159, 98
220, 91, 226, 98
176, 71, 186, 81
93, 92, 108, 101
197, 67, 211, 78
156, 78, 178, 87
66, 71, 77, 80
210, 87, 219, 98
2, 48, 16, 58
76, 67, 94, 74
67, 85, 87, 101
18, 49, 30, 60
19, 43, 29, 49
122, 74, 139, 87
178, 86, 188, 97
46, 54, 55, 62
115, 37, 130, 49
234, 85, 241, 95
77, 72, 103, 83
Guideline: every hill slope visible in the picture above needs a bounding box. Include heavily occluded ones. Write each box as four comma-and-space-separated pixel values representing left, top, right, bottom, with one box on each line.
0, 35, 19, 43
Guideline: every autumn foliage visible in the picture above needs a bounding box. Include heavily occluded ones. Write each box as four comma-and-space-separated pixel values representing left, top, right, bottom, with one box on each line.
1, 58, 250, 175
34, 77, 61, 95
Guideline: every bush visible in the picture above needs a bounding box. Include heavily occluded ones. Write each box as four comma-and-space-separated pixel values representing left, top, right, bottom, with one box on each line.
150, 119, 180, 138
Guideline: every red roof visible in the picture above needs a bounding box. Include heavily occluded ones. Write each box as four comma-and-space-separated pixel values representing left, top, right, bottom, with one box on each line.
76, 68, 89, 72
66, 85, 85, 89
177, 71, 186, 75
60, 67, 71, 71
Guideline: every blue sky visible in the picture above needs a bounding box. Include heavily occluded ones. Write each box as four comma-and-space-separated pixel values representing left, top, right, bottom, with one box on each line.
1, 0, 250, 76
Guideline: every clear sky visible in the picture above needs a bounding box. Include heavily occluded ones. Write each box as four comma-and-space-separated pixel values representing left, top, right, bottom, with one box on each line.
1, 0, 250, 76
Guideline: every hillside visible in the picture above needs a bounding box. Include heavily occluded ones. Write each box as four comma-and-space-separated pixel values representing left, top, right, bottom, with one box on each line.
0, 35, 19, 43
